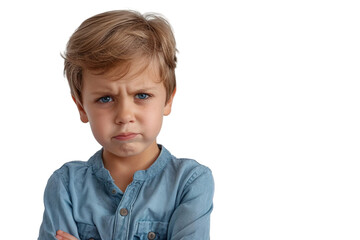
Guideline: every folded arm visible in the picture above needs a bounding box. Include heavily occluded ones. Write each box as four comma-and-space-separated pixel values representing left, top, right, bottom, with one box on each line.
38, 172, 80, 240
167, 166, 215, 240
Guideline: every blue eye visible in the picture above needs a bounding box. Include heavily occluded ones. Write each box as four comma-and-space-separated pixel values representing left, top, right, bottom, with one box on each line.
98, 96, 113, 103
135, 93, 150, 100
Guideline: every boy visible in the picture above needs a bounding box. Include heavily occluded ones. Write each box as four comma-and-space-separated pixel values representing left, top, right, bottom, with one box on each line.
38, 10, 214, 240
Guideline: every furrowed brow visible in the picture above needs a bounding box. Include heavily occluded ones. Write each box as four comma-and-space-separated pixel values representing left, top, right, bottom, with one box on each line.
134, 87, 158, 93
89, 90, 115, 96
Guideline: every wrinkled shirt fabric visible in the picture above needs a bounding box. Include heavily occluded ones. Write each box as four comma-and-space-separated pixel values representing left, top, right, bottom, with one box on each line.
38, 145, 214, 240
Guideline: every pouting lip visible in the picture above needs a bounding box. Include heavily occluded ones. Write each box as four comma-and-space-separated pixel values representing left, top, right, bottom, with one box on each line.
113, 133, 138, 140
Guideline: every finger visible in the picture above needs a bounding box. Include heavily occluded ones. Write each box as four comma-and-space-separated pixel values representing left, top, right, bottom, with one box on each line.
56, 230, 78, 240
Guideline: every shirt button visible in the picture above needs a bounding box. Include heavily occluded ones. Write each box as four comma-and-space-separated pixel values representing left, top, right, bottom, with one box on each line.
111, 189, 116, 194
120, 208, 128, 216
147, 231, 156, 240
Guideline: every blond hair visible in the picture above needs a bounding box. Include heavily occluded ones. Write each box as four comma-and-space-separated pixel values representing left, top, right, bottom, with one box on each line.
63, 10, 177, 103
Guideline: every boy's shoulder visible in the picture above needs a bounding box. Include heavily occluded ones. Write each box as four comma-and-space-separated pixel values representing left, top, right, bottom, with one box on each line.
54, 159, 93, 176
162, 145, 211, 170
50, 159, 93, 187
156, 146, 213, 187
131, 145, 212, 180
168, 154, 212, 176
51, 149, 105, 181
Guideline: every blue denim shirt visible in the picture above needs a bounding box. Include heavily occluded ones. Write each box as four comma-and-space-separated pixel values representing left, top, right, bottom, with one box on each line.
38, 145, 214, 240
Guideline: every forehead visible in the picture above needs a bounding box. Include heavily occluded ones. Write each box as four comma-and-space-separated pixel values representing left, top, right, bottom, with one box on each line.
82, 58, 162, 89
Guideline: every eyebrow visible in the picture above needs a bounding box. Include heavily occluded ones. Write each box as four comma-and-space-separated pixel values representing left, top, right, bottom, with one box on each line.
89, 90, 115, 96
89, 87, 159, 96
134, 87, 159, 93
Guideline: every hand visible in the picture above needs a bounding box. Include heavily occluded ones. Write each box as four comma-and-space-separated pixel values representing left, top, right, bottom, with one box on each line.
55, 230, 78, 240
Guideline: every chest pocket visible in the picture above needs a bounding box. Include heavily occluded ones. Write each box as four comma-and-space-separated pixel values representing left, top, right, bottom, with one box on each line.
78, 223, 101, 240
134, 220, 168, 240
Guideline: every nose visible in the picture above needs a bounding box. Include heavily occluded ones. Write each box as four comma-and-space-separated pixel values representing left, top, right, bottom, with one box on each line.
115, 98, 135, 124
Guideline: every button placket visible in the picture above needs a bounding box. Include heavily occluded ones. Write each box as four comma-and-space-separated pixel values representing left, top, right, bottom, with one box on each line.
112, 181, 143, 239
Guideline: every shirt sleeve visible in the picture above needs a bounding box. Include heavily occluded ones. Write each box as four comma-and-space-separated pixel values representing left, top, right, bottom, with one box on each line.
167, 166, 215, 240
38, 171, 80, 240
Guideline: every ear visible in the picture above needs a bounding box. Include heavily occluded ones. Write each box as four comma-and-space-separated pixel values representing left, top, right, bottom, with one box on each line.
72, 96, 89, 123
164, 88, 176, 116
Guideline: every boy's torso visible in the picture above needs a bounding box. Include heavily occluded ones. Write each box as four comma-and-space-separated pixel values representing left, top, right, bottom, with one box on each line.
50, 145, 209, 240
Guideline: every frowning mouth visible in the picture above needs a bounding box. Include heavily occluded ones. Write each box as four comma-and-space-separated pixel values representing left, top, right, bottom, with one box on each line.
113, 133, 138, 141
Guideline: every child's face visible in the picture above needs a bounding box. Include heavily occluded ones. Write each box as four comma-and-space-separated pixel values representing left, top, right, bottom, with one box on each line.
74, 60, 175, 161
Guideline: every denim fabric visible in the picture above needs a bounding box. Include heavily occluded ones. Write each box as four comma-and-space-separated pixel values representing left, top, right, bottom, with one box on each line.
38, 145, 214, 240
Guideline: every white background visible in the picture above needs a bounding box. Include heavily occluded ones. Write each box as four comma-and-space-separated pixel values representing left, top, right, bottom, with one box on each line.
1, 0, 359, 239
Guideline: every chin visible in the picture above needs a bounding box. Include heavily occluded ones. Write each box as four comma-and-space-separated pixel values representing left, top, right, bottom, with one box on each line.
109, 142, 145, 156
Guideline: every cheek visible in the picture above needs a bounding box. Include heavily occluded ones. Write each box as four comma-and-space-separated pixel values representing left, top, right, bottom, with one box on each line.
87, 111, 112, 136
140, 107, 164, 132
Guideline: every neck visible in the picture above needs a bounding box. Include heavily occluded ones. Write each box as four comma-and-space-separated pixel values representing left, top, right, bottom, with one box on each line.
102, 142, 160, 192
102, 142, 160, 174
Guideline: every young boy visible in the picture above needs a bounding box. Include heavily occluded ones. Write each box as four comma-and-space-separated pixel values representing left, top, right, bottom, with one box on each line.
38, 10, 214, 240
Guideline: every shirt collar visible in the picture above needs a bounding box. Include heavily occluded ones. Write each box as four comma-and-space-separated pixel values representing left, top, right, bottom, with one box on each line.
133, 145, 171, 180
88, 145, 171, 182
